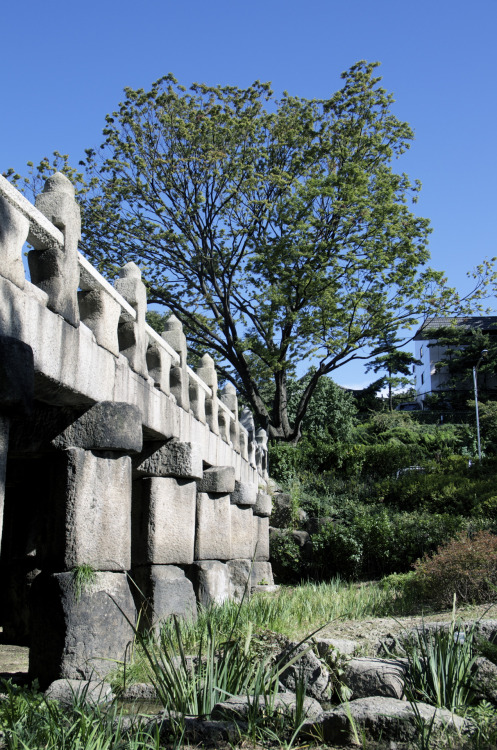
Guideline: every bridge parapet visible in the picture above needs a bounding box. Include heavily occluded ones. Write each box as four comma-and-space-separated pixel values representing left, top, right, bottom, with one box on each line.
0, 173, 272, 688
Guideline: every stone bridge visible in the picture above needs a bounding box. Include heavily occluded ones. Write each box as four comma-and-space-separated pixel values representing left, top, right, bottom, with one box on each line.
0, 172, 273, 687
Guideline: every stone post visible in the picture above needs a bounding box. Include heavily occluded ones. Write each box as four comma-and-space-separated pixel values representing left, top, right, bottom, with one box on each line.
114, 263, 148, 377
146, 340, 172, 394
162, 315, 189, 409
78, 288, 121, 356
28, 173, 81, 327
189, 375, 207, 423
197, 354, 219, 435
221, 383, 240, 452
29, 401, 142, 685
255, 427, 268, 477
240, 406, 256, 467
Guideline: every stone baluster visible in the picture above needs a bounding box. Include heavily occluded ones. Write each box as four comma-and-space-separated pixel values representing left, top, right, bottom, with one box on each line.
189, 375, 206, 423
78, 287, 121, 356
240, 406, 256, 467
255, 427, 268, 477
146, 341, 172, 394
221, 383, 240, 452
28, 173, 81, 327
218, 409, 230, 444
113, 262, 148, 377
162, 315, 189, 409
196, 354, 219, 435
0, 196, 28, 288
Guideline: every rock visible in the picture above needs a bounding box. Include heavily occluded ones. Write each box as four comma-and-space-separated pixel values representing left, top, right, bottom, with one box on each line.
211, 692, 322, 721
277, 642, 330, 701
44, 679, 113, 705
306, 696, 474, 746
152, 713, 241, 744
120, 683, 158, 700
315, 638, 358, 657
343, 657, 407, 700
474, 656, 497, 704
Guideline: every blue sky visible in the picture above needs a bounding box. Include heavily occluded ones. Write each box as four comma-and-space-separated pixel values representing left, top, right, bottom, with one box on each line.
2, 0, 496, 388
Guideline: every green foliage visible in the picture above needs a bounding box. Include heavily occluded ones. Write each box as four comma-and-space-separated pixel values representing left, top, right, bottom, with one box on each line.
365, 332, 421, 410
413, 530, 497, 608
400, 606, 480, 713
71, 563, 97, 602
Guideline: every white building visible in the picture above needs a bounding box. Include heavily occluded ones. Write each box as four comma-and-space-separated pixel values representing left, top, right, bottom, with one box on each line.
413, 316, 497, 404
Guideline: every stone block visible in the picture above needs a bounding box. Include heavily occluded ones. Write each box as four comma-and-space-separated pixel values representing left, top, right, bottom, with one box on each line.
132, 477, 196, 565
226, 559, 251, 602
189, 560, 231, 606
52, 401, 143, 453
29, 571, 136, 688
250, 561, 274, 588
0, 335, 34, 413
254, 491, 272, 517
0, 194, 28, 288
195, 493, 231, 560
253, 515, 270, 561
343, 658, 407, 700
48, 448, 132, 571
230, 480, 257, 506
230, 505, 254, 559
197, 466, 235, 494
134, 440, 203, 480
131, 564, 197, 632
78, 289, 121, 356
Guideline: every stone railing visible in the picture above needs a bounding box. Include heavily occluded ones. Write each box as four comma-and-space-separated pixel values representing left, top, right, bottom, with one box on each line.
0, 172, 267, 476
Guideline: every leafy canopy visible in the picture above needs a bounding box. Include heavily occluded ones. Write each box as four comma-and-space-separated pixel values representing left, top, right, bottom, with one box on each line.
8, 62, 495, 441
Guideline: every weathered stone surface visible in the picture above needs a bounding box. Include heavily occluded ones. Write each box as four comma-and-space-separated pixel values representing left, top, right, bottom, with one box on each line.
153, 714, 240, 744
78, 289, 121, 356
52, 401, 143, 453
226, 559, 251, 601
189, 560, 231, 606
132, 477, 196, 565
30, 173, 81, 327
161, 315, 187, 364
253, 515, 270, 561
212, 693, 322, 721
44, 679, 114, 705
254, 491, 272, 517
0, 195, 28, 288
195, 493, 231, 560
220, 382, 237, 413
197, 465, 235, 494
29, 571, 136, 687
114, 263, 148, 378
315, 638, 358, 657
343, 657, 407, 700
0, 335, 34, 413
188, 377, 206, 423
131, 564, 197, 631
309, 696, 473, 746
474, 656, 497, 704
230, 505, 254, 559
250, 561, 274, 588
120, 683, 158, 700
146, 341, 172, 394
48, 448, 132, 571
134, 440, 203, 480
277, 642, 331, 701
230, 480, 257, 506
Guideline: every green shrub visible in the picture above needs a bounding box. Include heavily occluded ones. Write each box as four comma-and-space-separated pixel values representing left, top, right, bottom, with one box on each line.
269, 532, 305, 583
413, 530, 497, 608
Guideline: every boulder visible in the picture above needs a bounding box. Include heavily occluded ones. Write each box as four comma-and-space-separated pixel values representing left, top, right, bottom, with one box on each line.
276, 642, 330, 701
306, 696, 473, 746
44, 679, 113, 705
212, 692, 322, 721
343, 657, 407, 700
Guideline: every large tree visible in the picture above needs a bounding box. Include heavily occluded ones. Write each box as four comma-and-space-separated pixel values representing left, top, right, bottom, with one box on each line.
9, 62, 494, 442
365, 333, 421, 410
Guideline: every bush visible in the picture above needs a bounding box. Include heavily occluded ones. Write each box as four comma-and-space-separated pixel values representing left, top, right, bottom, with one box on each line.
413, 530, 497, 608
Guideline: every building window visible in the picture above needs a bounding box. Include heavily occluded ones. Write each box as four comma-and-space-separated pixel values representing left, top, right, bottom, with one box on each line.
421, 372, 424, 385
420, 345, 424, 358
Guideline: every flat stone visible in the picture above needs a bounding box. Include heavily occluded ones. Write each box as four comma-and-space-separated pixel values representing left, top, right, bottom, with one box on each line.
44, 679, 113, 705
230, 480, 257, 506
134, 440, 203, 480
308, 696, 473, 746
212, 692, 322, 721
52, 401, 143, 452
197, 465, 235, 494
